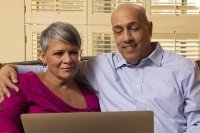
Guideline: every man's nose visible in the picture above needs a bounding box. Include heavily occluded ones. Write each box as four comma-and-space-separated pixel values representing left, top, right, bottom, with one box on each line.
123, 30, 132, 43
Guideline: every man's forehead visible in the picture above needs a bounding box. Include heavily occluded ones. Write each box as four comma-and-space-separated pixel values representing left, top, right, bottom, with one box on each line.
112, 4, 141, 15
112, 21, 140, 29
111, 11, 141, 27
111, 8, 140, 24
111, 11, 148, 29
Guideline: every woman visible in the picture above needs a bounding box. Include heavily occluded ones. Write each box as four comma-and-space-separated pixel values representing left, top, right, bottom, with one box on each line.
0, 22, 100, 133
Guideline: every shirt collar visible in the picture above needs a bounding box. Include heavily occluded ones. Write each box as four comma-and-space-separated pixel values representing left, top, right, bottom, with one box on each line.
114, 42, 164, 69
148, 42, 163, 67
114, 53, 128, 68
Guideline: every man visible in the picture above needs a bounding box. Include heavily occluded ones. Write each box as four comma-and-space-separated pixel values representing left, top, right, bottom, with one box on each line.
0, 3, 200, 133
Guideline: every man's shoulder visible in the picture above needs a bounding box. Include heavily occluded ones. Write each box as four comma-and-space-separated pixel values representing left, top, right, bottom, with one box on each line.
80, 52, 120, 71
85, 52, 119, 64
95, 52, 118, 59
162, 50, 196, 70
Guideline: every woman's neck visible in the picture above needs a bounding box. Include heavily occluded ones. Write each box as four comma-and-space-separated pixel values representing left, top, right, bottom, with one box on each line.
37, 72, 77, 91
37, 72, 87, 109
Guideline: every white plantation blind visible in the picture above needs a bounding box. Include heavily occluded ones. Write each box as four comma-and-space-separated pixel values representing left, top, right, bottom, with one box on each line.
26, 24, 86, 61
91, 32, 200, 60
155, 40, 200, 60
92, 33, 116, 55
152, 33, 200, 60
23, 0, 200, 61
92, 0, 142, 13
92, 0, 143, 13
151, 0, 200, 14
25, 0, 87, 24
31, 0, 84, 12
32, 32, 41, 60
175, 40, 199, 60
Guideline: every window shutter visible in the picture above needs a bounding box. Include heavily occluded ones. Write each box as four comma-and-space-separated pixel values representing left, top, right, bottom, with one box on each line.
152, 33, 200, 60
25, 24, 87, 61
25, 0, 87, 24
24, 0, 200, 61
151, 0, 200, 14
92, 32, 116, 55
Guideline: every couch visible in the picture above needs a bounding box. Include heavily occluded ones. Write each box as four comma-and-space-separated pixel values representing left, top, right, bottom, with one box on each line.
1, 57, 200, 68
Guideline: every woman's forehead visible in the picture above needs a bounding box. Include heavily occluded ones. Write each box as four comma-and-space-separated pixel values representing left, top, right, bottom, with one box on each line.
47, 41, 80, 50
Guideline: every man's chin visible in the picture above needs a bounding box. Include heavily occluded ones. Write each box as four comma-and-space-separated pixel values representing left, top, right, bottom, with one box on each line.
124, 55, 139, 65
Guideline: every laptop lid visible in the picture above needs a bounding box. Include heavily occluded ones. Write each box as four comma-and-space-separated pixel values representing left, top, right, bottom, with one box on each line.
21, 111, 154, 133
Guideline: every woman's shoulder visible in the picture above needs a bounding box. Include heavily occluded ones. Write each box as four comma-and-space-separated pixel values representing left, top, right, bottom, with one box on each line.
79, 84, 100, 111
79, 84, 98, 100
18, 71, 37, 80
17, 71, 38, 89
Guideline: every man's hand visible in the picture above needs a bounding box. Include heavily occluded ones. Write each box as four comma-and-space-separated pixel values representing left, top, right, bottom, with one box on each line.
0, 65, 19, 102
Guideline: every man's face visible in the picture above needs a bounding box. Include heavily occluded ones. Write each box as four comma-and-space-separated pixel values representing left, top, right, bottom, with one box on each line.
111, 7, 153, 65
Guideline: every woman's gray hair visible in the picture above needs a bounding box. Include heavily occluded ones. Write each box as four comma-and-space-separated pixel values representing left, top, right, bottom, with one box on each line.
39, 22, 81, 52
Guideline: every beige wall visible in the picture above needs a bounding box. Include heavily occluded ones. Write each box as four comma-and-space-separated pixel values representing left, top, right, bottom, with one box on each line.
0, 0, 24, 63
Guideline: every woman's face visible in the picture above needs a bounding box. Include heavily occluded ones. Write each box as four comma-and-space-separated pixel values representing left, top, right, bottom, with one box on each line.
41, 41, 81, 80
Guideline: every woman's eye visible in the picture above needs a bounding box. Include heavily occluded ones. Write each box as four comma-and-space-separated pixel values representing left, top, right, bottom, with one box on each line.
54, 52, 63, 56
70, 51, 79, 56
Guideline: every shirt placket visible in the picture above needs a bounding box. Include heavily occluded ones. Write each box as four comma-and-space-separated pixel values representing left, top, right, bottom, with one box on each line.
132, 68, 146, 110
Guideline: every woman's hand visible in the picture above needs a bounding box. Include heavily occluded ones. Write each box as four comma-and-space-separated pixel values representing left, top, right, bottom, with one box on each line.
0, 65, 19, 102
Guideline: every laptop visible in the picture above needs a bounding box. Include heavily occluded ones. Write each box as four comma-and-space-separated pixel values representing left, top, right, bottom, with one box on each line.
21, 111, 154, 133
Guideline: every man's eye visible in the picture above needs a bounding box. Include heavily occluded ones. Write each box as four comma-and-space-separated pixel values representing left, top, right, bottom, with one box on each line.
114, 28, 123, 34
130, 27, 139, 31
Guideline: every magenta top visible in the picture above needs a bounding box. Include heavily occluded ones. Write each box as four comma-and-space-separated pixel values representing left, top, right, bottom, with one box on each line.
0, 72, 100, 133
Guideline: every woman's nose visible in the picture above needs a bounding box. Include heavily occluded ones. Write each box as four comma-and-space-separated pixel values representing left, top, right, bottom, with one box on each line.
63, 54, 73, 63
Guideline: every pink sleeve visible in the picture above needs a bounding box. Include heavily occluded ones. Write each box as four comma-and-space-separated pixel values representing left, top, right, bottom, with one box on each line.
0, 79, 28, 133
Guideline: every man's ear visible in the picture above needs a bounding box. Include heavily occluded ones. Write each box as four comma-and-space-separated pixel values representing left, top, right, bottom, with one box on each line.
40, 50, 47, 64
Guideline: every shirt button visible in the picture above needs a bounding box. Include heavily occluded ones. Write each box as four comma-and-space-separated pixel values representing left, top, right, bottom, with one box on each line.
136, 85, 140, 88
139, 69, 143, 73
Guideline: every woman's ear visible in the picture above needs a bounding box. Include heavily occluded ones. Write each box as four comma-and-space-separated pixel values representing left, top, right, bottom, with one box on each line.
148, 21, 153, 37
78, 49, 82, 61
40, 50, 47, 65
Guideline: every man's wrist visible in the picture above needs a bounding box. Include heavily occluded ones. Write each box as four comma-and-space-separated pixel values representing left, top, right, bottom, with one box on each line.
0, 64, 18, 72
0, 62, 3, 70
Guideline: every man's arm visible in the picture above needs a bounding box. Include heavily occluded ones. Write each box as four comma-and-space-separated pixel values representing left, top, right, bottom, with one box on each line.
0, 64, 45, 100
184, 63, 200, 133
0, 64, 19, 100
